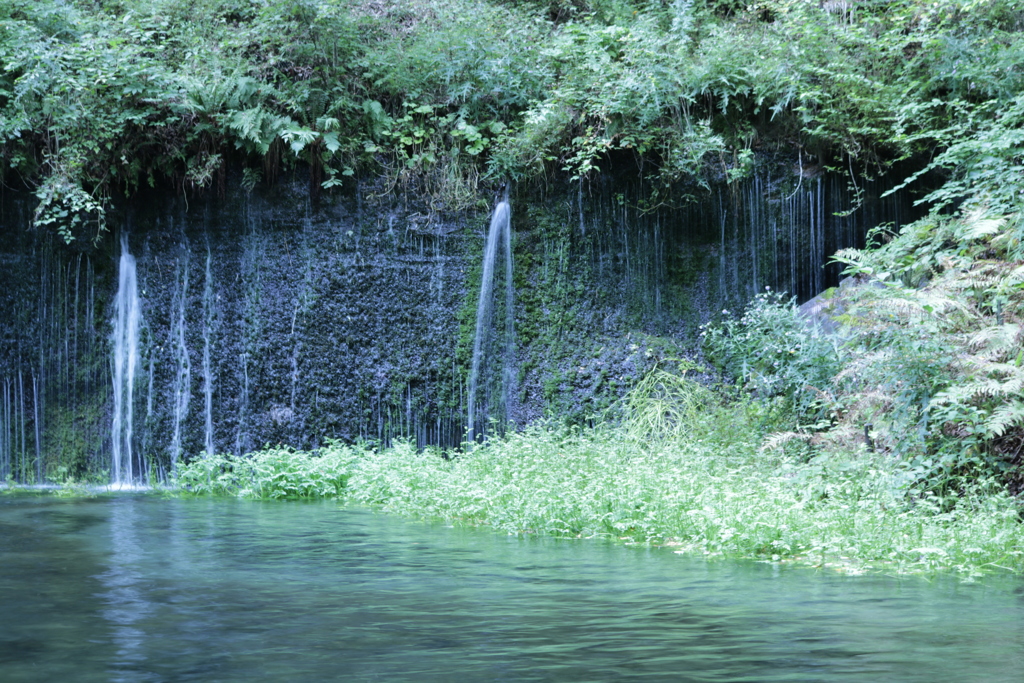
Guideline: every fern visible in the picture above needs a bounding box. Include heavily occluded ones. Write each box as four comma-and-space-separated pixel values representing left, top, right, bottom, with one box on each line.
968, 323, 1023, 362
760, 431, 812, 453
225, 108, 292, 155
986, 400, 1024, 439
184, 74, 261, 115
931, 358, 1024, 443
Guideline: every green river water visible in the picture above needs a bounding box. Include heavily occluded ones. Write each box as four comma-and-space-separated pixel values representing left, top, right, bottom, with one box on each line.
1, 493, 1023, 681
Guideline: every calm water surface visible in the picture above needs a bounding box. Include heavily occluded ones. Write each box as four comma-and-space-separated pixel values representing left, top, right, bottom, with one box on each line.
2, 493, 1023, 682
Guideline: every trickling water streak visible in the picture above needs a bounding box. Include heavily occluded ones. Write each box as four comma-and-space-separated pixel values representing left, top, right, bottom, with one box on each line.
787, 193, 797, 296
467, 198, 513, 444
653, 216, 662, 317
749, 171, 761, 290
32, 371, 40, 482
808, 181, 819, 295
290, 304, 300, 414
73, 255, 81, 362
202, 247, 214, 457
719, 200, 727, 303
1, 379, 8, 480
816, 179, 825, 293
236, 352, 249, 456
169, 250, 191, 469
502, 201, 515, 426
36, 254, 46, 482
18, 371, 25, 478
146, 353, 154, 421
289, 221, 315, 425
111, 236, 141, 485
578, 182, 585, 236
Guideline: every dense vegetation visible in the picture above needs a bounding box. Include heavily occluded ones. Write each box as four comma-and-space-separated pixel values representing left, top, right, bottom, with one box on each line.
177, 382, 1024, 577
3, 0, 1022, 238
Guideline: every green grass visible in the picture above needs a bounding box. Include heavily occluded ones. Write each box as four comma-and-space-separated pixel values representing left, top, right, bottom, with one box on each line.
176, 396, 1024, 578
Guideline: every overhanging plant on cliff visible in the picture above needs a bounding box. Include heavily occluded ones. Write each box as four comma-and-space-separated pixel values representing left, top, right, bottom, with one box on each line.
6, 0, 1023, 240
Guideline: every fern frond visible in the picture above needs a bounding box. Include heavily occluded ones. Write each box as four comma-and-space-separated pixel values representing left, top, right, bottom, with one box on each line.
760, 431, 812, 453
184, 74, 260, 114
316, 115, 340, 132
981, 363, 1024, 390
834, 348, 897, 386
850, 283, 972, 324
933, 362, 1024, 407
968, 323, 1022, 360
225, 108, 292, 154
225, 76, 259, 110
986, 400, 1024, 438
972, 375, 1024, 400
957, 208, 1006, 242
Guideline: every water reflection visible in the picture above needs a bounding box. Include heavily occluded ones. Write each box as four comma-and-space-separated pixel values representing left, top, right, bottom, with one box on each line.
2, 495, 1024, 681
97, 498, 154, 680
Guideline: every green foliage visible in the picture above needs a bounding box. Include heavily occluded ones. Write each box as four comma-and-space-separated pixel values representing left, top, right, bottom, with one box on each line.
622, 363, 713, 444
700, 291, 844, 418
890, 96, 1024, 216
175, 443, 363, 499
5, 0, 1024, 237
924, 317, 1024, 481
697, 272, 1021, 493
176, 410, 1024, 576
816, 204, 1024, 492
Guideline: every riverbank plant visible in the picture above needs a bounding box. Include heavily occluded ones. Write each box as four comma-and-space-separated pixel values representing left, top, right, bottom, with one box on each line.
700, 290, 845, 419
176, 445, 360, 499
701, 202, 1024, 498
177, 373, 1024, 577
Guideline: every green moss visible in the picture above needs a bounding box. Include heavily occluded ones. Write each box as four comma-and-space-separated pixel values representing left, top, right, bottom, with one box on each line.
43, 395, 108, 482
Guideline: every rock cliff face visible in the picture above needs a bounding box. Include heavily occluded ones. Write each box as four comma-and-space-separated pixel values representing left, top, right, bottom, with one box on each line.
0, 166, 922, 481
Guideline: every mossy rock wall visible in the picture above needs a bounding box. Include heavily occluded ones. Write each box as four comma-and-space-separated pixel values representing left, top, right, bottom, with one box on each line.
0, 164, 924, 480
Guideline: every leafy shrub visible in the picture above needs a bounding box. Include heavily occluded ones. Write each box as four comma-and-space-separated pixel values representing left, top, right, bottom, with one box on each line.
700, 290, 844, 419
834, 207, 1024, 474
9, 0, 1024, 238
176, 443, 363, 499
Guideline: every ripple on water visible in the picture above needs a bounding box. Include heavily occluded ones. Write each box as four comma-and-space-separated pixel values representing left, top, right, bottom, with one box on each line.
1, 494, 1023, 682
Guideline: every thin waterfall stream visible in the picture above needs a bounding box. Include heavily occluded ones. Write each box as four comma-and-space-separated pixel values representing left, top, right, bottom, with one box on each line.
467, 196, 514, 444
110, 235, 142, 485
169, 243, 191, 471
202, 246, 215, 457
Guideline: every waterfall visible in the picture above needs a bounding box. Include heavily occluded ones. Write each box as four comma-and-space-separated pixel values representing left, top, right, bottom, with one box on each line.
202, 247, 215, 457
111, 235, 141, 485
18, 372, 25, 477
502, 200, 514, 426
236, 352, 249, 456
467, 196, 514, 444
0, 169, 926, 477
169, 248, 191, 470
32, 371, 40, 482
